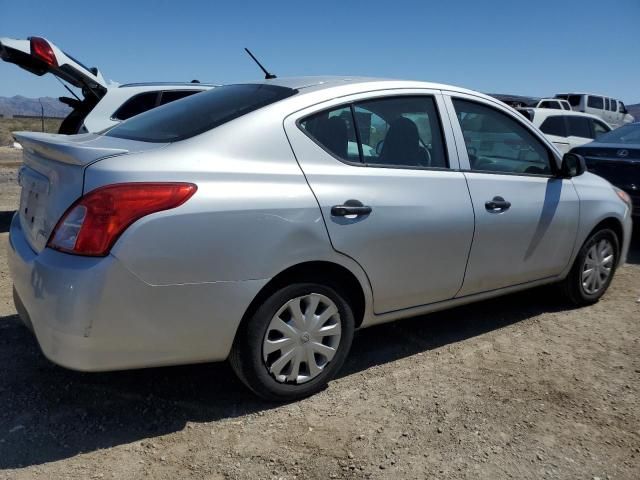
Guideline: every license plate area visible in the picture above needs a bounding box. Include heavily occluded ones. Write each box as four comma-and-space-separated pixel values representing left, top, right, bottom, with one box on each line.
18, 166, 50, 248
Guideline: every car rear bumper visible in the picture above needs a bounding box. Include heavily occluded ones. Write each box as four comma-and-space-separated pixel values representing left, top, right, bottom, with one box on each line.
7, 213, 267, 372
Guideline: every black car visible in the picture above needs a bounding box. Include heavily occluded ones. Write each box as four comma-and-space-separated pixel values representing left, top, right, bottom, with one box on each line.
571, 123, 640, 217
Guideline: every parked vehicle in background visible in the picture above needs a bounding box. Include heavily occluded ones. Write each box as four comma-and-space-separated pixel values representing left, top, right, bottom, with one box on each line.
536, 98, 571, 110
8, 77, 632, 401
571, 122, 640, 217
554, 93, 634, 128
0, 36, 214, 133
525, 108, 612, 153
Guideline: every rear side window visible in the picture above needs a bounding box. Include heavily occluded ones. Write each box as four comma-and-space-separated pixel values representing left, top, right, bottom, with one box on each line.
610, 99, 617, 112
299, 106, 359, 163
539, 116, 567, 136
453, 99, 552, 175
106, 84, 297, 142
561, 102, 571, 111
112, 92, 159, 120
159, 90, 202, 105
587, 96, 604, 109
605, 98, 610, 111
567, 117, 592, 138
300, 96, 447, 169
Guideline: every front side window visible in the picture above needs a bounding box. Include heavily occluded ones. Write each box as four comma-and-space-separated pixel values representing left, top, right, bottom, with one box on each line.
567, 116, 592, 138
539, 101, 561, 109
610, 99, 618, 112
587, 96, 604, 109
592, 120, 610, 138
619, 102, 628, 114
453, 99, 552, 175
540, 116, 567, 137
300, 96, 447, 169
106, 84, 297, 142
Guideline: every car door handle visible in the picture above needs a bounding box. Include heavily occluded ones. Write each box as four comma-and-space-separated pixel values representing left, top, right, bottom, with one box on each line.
331, 200, 372, 217
485, 196, 511, 212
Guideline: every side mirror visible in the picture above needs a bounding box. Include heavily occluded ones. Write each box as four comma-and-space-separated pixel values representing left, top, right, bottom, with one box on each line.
561, 153, 586, 177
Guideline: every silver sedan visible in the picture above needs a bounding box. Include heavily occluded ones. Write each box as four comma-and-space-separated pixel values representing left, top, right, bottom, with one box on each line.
8, 77, 633, 400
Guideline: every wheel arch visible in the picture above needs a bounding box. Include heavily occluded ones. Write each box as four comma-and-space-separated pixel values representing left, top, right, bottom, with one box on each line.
589, 217, 624, 249
236, 261, 368, 341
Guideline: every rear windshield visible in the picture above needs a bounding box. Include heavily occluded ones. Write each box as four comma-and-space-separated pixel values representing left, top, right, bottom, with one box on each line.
594, 124, 640, 144
105, 84, 297, 143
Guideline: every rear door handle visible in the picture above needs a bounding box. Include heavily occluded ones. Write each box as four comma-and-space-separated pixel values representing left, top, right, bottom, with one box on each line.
485, 196, 511, 212
331, 199, 372, 217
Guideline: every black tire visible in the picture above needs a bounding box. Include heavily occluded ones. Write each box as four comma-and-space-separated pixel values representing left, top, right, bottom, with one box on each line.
559, 228, 619, 306
230, 283, 355, 401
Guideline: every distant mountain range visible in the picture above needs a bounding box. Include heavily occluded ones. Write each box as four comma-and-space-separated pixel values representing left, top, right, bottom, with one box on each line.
627, 103, 640, 121
0, 96, 70, 118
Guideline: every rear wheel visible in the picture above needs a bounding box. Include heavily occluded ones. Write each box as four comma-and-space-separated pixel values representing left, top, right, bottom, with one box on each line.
230, 283, 355, 401
560, 228, 619, 306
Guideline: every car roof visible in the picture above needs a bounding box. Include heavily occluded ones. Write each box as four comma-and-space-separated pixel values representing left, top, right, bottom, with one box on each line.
240, 75, 498, 101
118, 82, 219, 88
556, 92, 619, 98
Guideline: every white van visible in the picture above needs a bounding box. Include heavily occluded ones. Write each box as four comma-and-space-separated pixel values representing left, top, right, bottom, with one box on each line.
554, 93, 634, 128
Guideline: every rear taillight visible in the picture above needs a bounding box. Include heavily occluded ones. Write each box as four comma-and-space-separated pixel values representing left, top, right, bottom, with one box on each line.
30, 37, 57, 67
48, 183, 197, 257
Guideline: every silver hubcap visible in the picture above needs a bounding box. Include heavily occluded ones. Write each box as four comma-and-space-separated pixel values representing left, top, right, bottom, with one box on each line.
262, 293, 342, 384
581, 239, 615, 295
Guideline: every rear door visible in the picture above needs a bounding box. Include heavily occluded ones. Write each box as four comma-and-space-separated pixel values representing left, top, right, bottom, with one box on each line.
445, 94, 579, 296
567, 116, 595, 149
285, 90, 475, 314
0, 36, 108, 97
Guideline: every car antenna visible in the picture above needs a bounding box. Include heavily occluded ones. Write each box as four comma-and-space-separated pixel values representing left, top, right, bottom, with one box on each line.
244, 48, 277, 80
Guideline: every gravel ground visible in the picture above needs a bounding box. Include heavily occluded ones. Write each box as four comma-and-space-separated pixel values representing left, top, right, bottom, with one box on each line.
0, 157, 639, 480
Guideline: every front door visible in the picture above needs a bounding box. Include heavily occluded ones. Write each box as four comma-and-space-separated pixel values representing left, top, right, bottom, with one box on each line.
447, 95, 579, 296
285, 91, 475, 314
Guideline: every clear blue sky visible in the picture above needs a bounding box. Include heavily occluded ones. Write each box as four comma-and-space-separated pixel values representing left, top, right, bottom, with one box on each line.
1, 0, 639, 103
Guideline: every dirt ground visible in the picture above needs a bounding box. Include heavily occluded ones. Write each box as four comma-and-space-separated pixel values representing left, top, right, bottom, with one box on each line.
0, 154, 638, 480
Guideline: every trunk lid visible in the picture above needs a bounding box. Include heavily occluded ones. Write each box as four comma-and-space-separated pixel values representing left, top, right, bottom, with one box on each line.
14, 132, 164, 253
0, 36, 108, 98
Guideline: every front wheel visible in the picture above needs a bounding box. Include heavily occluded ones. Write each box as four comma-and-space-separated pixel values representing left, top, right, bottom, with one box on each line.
230, 283, 355, 401
559, 228, 619, 306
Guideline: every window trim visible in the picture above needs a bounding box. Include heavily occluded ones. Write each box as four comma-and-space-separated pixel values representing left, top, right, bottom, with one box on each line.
448, 95, 561, 178
296, 94, 451, 172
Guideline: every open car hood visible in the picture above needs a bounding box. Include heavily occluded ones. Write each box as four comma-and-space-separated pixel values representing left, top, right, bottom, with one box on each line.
0, 36, 108, 99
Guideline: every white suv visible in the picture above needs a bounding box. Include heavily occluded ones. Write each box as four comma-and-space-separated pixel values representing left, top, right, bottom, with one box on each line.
554, 93, 634, 128
0, 36, 215, 134
524, 108, 612, 153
